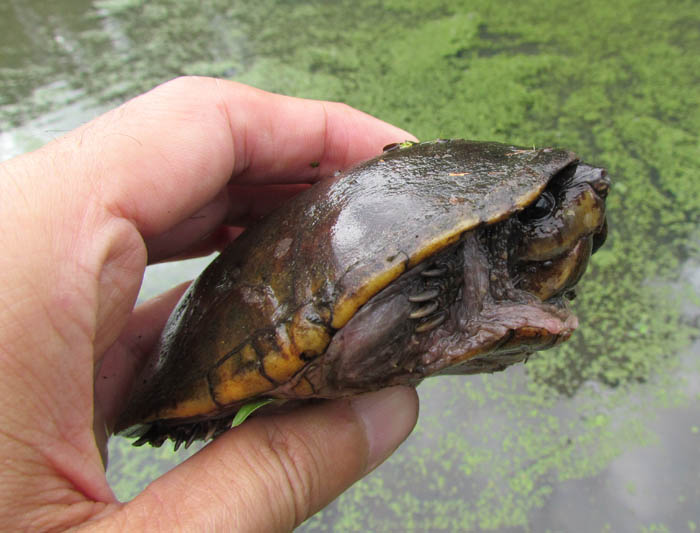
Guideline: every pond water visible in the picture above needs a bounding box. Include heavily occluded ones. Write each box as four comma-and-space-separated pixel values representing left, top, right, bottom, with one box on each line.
2, 1, 699, 531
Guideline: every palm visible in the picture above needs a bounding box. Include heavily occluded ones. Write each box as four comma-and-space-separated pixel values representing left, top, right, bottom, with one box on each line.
0, 77, 418, 531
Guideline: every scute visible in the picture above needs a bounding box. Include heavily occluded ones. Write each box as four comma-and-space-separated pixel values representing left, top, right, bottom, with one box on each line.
115, 140, 580, 435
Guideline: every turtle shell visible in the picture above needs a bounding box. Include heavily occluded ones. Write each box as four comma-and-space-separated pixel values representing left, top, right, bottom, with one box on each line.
115, 139, 609, 447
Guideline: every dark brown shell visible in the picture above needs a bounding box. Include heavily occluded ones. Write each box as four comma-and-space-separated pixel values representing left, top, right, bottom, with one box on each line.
115, 140, 581, 438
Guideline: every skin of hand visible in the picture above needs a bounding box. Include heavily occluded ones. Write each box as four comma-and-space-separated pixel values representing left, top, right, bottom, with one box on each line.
0, 77, 419, 532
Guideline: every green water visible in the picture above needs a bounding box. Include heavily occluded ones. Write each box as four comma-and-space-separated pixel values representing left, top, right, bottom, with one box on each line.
2, 0, 699, 530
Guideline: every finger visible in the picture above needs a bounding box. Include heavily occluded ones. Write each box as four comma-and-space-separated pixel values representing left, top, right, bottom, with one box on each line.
156, 226, 245, 262
144, 183, 309, 263
143, 189, 230, 263
223, 183, 312, 226
50, 76, 416, 240
95, 283, 190, 430
111, 386, 419, 532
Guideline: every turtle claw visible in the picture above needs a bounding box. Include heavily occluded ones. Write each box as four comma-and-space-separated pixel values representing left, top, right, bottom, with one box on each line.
421, 268, 446, 277
408, 289, 439, 302
415, 312, 447, 333
409, 301, 439, 319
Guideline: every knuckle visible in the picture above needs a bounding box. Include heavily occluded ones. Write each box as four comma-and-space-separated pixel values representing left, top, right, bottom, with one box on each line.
158, 75, 213, 99
165, 74, 205, 88
260, 421, 322, 527
330, 101, 352, 113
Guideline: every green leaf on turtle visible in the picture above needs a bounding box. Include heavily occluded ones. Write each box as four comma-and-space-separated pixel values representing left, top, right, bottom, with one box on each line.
230, 398, 274, 428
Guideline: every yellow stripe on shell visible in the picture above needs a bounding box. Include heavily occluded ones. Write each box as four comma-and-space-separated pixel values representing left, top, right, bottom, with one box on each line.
406, 216, 479, 268
331, 216, 482, 330
331, 259, 406, 329
513, 186, 544, 211
330, 179, 545, 331
157, 378, 217, 420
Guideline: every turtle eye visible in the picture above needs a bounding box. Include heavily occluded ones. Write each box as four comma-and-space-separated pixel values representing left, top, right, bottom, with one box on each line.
521, 191, 555, 221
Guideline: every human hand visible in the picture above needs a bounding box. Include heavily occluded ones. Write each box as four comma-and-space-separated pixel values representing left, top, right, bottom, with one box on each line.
0, 77, 419, 532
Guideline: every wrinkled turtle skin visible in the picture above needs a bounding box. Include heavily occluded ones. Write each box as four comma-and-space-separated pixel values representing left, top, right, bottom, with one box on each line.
115, 139, 610, 448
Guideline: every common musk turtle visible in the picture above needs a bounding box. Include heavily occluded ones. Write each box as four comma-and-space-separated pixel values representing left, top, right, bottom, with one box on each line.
115, 139, 610, 448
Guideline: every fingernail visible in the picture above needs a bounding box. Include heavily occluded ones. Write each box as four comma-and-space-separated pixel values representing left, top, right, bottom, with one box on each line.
350, 386, 418, 474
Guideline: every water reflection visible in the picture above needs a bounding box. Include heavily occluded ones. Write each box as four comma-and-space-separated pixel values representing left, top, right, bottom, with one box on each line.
0, 0, 95, 69
0, 0, 248, 129
0, 1, 96, 125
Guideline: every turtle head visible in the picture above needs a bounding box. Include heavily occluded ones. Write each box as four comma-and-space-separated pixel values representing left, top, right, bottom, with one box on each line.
511, 163, 610, 302
405, 161, 611, 378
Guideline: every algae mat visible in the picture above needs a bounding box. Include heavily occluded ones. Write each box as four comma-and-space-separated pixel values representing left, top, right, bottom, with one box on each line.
2, 0, 699, 530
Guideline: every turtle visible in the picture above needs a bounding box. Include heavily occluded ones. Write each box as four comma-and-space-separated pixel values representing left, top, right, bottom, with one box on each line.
115, 139, 610, 448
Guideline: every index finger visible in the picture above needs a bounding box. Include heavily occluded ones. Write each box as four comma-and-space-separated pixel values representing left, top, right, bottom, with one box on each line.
45, 76, 416, 239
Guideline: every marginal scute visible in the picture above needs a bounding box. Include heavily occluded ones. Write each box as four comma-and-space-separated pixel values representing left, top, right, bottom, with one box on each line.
239, 343, 258, 364
157, 378, 217, 420
272, 323, 298, 362
514, 186, 545, 210
332, 257, 407, 329
209, 343, 274, 404
260, 325, 306, 383
407, 219, 478, 267
289, 304, 332, 357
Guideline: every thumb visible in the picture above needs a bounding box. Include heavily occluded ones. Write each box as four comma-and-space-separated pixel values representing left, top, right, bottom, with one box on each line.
110, 387, 418, 532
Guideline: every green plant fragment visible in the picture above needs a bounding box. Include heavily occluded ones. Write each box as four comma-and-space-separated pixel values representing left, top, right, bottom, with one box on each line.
230, 399, 274, 428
